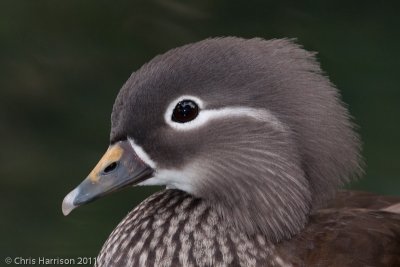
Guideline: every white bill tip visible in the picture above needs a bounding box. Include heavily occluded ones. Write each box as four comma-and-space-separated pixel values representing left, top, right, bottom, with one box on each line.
62, 187, 79, 216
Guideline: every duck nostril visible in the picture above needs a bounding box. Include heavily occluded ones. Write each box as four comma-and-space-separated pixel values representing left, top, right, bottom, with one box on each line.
103, 162, 118, 174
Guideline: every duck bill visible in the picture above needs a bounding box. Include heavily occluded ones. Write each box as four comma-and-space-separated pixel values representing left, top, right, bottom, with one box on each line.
62, 140, 154, 216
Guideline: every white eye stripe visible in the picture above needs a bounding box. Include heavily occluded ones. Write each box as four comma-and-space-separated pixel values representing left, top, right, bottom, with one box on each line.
165, 95, 285, 132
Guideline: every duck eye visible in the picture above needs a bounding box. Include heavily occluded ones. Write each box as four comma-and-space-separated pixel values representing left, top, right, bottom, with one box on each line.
172, 99, 199, 123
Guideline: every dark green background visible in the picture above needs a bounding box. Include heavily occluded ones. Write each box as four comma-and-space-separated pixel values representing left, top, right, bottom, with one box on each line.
1, 0, 399, 264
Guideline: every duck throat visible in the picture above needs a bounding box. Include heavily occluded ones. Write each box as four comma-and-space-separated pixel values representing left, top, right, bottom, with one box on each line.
200, 178, 311, 242
192, 149, 312, 242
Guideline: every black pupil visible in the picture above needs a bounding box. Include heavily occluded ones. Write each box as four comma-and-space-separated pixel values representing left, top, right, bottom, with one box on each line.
172, 100, 199, 123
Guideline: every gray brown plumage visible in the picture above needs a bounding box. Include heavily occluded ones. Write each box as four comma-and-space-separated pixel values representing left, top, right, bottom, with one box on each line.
62, 37, 400, 267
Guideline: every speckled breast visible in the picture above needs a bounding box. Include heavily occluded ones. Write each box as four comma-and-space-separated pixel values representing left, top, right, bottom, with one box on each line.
95, 189, 287, 267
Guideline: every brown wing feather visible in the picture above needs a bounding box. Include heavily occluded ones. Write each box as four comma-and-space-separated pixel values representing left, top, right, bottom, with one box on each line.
278, 208, 400, 267
327, 190, 400, 210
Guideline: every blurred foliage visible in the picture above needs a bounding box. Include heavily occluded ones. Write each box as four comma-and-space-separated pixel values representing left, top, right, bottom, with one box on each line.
1, 0, 399, 262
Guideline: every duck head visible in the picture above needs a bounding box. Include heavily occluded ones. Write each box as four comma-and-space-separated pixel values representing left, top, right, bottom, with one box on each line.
62, 37, 362, 242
